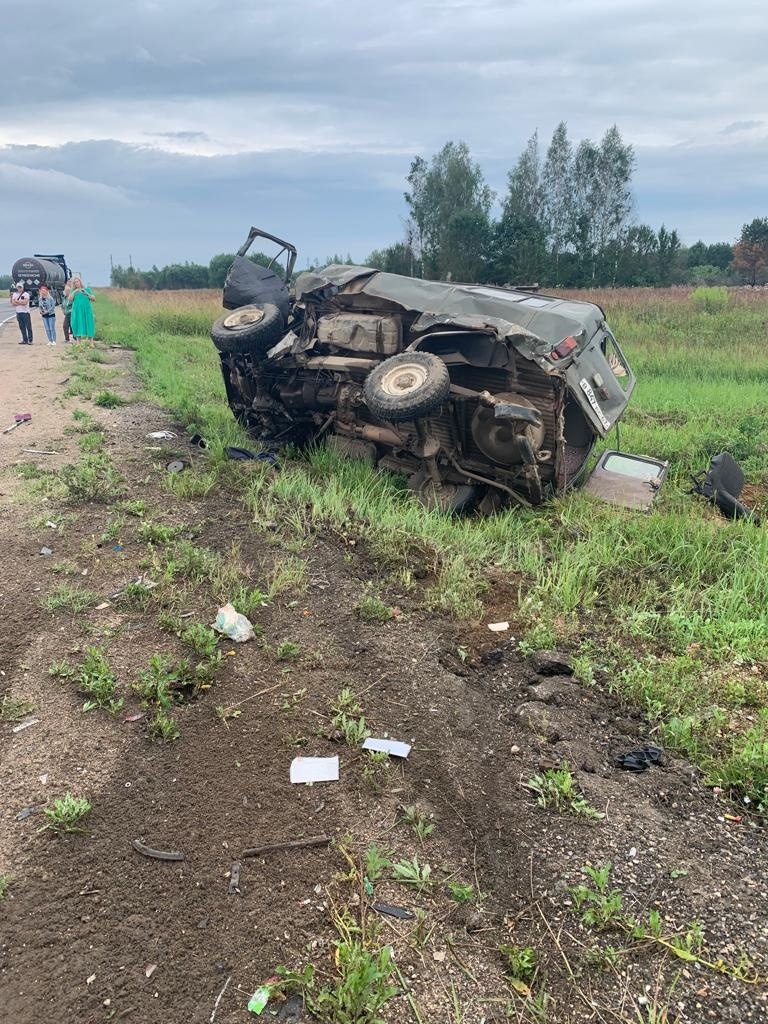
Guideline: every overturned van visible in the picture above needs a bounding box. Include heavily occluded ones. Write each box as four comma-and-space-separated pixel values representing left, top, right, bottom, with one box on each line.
212, 228, 656, 512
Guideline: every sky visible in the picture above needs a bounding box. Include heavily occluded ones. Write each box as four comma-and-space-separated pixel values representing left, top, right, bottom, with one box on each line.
1, 0, 766, 284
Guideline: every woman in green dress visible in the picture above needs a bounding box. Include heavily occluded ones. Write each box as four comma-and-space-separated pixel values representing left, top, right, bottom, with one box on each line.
69, 277, 96, 345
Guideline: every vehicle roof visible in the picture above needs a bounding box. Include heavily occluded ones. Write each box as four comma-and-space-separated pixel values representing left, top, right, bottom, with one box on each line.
295, 264, 607, 346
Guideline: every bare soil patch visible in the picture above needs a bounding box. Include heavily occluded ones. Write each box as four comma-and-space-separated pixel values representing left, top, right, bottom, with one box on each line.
0, 321, 766, 1024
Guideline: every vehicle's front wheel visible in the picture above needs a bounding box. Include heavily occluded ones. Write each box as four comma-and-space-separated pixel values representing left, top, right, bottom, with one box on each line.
211, 303, 284, 357
363, 351, 450, 423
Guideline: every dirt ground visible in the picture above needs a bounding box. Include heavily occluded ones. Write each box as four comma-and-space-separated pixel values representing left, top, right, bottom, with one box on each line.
0, 318, 766, 1024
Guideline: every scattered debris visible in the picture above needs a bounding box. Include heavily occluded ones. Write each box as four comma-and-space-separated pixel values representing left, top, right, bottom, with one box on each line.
15, 806, 39, 821
3, 412, 32, 434
39, 546, 53, 556
691, 450, 761, 524
147, 430, 177, 440
615, 745, 664, 772
290, 756, 339, 785
11, 717, 39, 733
166, 460, 186, 473
228, 862, 241, 895
95, 602, 111, 610
212, 603, 256, 642
113, 544, 124, 552
86, 974, 96, 986
23, 449, 57, 455
132, 838, 185, 861
372, 902, 416, 920
530, 650, 574, 676
190, 433, 207, 449
123, 712, 145, 723
225, 446, 280, 467
45, 520, 57, 529
242, 835, 330, 858
247, 977, 279, 1016
144, 963, 157, 979
488, 621, 509, 632
363, 737, 411, 758
57, 376, 71, 385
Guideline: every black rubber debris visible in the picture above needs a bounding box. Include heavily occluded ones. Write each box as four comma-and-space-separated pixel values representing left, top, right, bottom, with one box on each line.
615, 745, 664, 772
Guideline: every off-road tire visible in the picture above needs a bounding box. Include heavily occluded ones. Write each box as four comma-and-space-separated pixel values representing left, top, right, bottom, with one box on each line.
211, 303, 284, 357
363, 352, 450, 423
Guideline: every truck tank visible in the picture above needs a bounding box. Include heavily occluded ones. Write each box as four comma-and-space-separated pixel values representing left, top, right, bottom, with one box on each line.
11, 255, 70, 305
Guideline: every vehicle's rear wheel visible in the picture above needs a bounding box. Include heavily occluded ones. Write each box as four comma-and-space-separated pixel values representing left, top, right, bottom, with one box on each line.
211, 303, 284, 357
408, 469, 480, 514
363, 352, 450, 423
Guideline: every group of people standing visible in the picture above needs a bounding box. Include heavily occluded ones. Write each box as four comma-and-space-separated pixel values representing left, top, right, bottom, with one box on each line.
10, 277, 96, 347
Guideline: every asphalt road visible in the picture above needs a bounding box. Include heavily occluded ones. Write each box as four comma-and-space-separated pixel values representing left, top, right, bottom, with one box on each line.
0, 297, 14, 324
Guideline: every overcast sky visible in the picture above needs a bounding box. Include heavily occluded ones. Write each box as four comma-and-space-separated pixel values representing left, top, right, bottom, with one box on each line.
1, 0, 766, 284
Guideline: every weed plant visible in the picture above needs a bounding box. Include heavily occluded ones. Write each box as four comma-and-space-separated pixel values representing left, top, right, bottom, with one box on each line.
50, 648, 123, 714
525, 765, 604, 819
60, 455, 124, 502
43, 794, 91, 833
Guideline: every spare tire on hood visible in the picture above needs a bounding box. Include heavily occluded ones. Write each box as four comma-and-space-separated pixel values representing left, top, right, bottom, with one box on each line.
223, 256, 290, 319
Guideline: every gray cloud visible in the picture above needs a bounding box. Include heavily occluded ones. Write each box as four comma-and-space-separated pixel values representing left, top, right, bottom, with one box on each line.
720, 120, 763, 135
0, 0, 766, 281
145, 131, 210, 142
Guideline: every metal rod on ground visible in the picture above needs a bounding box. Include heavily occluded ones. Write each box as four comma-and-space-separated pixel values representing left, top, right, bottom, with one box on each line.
242, 835, 330, 858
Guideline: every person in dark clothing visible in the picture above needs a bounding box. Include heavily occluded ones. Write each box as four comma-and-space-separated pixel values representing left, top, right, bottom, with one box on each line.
11, 282, 33, 344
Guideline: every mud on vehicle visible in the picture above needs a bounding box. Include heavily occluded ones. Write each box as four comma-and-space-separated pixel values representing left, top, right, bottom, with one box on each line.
212, 228, 648, 513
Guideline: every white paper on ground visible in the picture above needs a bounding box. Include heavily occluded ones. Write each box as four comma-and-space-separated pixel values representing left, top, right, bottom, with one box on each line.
363, 737, 412, 759
290, 756, 339, 784
488, 621, 509, 632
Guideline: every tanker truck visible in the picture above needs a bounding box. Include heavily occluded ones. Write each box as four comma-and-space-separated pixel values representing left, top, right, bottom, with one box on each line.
11, 254, 71, 306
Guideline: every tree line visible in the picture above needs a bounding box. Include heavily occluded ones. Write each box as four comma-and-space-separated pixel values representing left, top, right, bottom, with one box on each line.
368, 126, 768, 288
106, 124, 768, 291
109, 251, 281, 291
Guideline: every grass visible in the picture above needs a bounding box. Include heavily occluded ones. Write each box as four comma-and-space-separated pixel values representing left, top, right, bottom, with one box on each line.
60, 454, 124, 502
137, 520, 187, 545
98, 287, 768, 807
148, 709, 180, 742
355, 591, 395, 623
41, 584, 99, 614
42, 794, 92, 834
524, 764, 604, 820
180, 623, 219, 657
49, 648, 123, 714
93, 390, 125, 408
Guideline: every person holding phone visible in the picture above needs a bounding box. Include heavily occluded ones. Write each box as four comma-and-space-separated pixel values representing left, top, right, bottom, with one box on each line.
69, 276, 96, 345
38, 284, 57, 345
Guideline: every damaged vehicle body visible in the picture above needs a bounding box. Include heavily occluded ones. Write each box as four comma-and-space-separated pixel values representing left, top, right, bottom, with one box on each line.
213, 228, 646, 512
